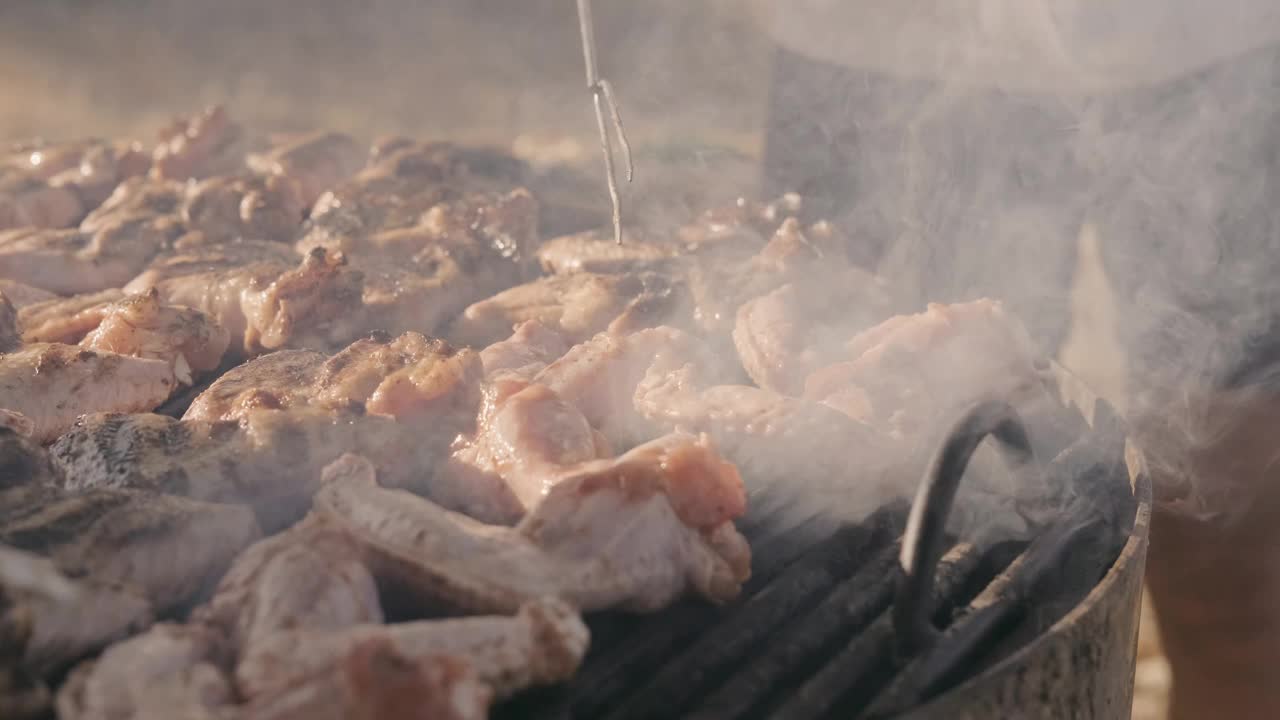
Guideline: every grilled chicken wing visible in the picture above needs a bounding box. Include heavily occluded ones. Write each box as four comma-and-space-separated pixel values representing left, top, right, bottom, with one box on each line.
237, 595, 587, 703
17, 290, 125, 345
81, 290, 230, 384
196, 517, 382, 660
313, 438, 749, 615
0, 344, 177, 442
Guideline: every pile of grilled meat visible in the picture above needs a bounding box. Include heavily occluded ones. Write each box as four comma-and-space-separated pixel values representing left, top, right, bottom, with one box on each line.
0, 107, 1052, 719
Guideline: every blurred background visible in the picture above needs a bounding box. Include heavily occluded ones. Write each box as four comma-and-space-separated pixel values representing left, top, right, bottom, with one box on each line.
0, 1, 1169, 717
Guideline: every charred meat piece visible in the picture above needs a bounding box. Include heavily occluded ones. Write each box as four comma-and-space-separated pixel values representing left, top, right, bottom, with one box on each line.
803, 299, 1048, 435
181, 174, 306, 244
49, 407, 462, 531
448, 270, 687, 349
80, 177, 184, 234
55, 622, 234, 720
128, 247, 364, 357
246, 131, 364, 209
196, 517, 382, 662
313, 438, 749, 614
478, 320, 569, 381
733, 265, 893, 395
17, 289, 124, 345
0, 487, 259, 675
0, 344, 177, 442
151, 106, 247, 182
237, 595, 587, 703
81, 289, 230, 385
0, 216, 176, 295
182, 332, 482, 426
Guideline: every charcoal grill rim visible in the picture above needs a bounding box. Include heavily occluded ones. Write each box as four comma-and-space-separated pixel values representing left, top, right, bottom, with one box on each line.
895, 443, 1152, 719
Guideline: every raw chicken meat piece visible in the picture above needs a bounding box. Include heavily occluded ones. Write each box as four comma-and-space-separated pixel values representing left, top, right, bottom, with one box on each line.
313, 437, 750, 614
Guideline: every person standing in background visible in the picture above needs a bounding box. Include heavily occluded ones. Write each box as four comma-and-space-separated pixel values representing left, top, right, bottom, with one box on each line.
754, 3, 1280, 718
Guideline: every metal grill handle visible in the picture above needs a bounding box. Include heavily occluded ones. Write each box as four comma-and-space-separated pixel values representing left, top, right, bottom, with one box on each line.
893, 400, 1037, 656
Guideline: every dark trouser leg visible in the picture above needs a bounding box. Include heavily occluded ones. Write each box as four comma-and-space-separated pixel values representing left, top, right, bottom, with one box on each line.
761, 47, 1083, 355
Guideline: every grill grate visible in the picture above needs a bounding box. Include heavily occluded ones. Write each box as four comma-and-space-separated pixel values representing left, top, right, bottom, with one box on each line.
496, 396, 1133, 720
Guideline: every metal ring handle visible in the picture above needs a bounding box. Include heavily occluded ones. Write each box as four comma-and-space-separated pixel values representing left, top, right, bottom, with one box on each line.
892, 399, 1037, 656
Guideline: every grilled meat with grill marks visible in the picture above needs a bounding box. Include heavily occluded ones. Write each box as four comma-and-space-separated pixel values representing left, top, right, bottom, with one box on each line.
182, 332, 482, 426
247, 132, 364, 209
0, 344, 177, 443
0, 484, 259, 675
448, 270, 686, 349
0, 216, 177, 295
126, 247, 363, 357
313, 437, 749, 614
80, 177, 184, 234
48, 406, 471, 531
81, 290, 230, 385
181, 175, 306, 245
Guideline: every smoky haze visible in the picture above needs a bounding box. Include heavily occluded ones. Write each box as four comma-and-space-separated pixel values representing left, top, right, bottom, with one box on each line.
2, 0, 1270, 523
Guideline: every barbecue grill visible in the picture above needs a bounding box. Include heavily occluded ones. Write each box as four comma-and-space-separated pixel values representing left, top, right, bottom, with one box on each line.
495, 363, 1149, 720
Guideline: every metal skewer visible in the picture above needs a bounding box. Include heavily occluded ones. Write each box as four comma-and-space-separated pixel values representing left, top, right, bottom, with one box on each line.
576, 0, 633, 244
